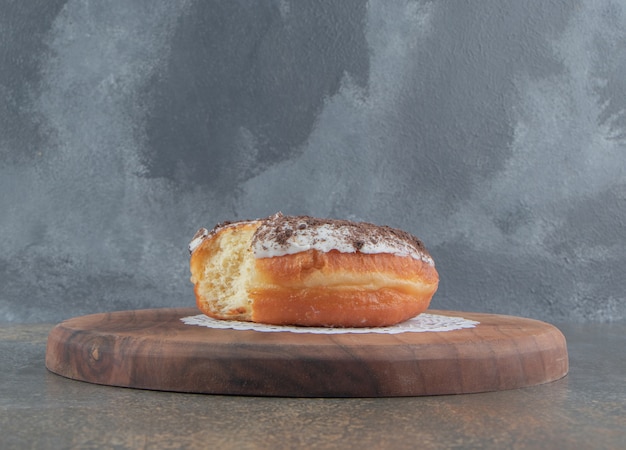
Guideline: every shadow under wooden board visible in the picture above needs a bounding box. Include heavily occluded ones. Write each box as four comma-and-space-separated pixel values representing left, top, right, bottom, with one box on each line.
45, 308, 568, 397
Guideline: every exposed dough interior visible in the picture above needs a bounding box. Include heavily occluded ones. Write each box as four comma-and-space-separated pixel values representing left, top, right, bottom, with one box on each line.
190, 223, 258, 319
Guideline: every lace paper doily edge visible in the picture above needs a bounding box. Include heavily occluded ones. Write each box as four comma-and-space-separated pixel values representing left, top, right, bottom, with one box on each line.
180, 313, 479, 335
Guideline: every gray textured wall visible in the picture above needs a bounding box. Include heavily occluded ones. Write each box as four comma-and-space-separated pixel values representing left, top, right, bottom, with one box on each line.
1, 0, 625, 323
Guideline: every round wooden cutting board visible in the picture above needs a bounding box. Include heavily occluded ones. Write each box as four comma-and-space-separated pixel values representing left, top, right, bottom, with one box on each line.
45, 308, 568, 397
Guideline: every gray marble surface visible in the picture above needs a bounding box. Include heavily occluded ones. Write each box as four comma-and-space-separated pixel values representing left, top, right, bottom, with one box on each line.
1, 321, 625, 449
2, 1, 626, 325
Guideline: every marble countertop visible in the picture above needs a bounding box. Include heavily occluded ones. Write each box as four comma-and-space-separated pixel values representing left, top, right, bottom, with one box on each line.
1, 320, 625, 449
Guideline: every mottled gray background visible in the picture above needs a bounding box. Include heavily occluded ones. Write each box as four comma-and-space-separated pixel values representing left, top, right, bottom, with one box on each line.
1, 0, 625, 323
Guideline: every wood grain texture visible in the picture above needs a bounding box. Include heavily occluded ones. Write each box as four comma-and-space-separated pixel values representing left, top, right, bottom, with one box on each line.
45, 308, 568, 397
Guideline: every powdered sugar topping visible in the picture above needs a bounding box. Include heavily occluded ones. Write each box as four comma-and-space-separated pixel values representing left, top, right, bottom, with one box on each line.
251, 213, 434, 264
189, 213, 435, 265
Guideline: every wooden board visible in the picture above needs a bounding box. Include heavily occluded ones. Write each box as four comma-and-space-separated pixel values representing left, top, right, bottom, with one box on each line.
45, 308, 568, 397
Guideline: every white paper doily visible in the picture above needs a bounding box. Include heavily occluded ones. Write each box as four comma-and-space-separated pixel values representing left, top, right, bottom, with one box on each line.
181, 313, 479, 335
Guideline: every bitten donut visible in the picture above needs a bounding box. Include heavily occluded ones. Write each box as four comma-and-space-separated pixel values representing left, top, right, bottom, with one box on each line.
189, 213, 439, 327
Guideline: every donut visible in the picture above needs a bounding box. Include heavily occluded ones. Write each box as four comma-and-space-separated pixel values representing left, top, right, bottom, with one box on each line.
188, 213, 439, 327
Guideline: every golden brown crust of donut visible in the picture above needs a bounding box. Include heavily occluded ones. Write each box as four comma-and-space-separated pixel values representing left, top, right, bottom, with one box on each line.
249, 288, 431, 327
189, 216, 439, 327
